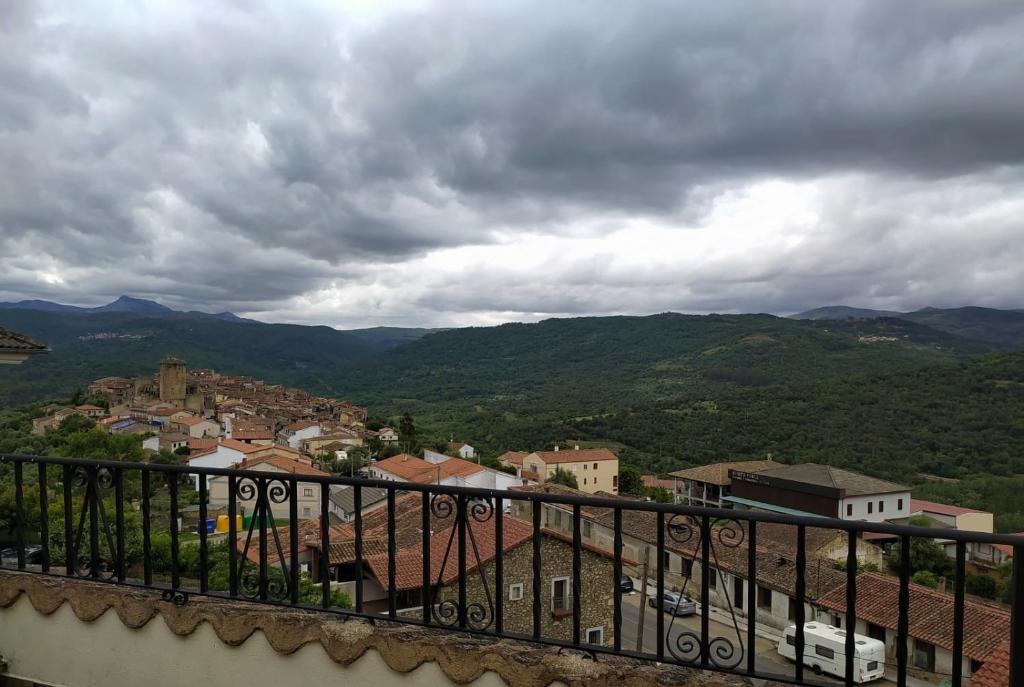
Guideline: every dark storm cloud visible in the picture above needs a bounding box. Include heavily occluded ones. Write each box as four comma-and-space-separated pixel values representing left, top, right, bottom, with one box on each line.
0, 0, 1022, 322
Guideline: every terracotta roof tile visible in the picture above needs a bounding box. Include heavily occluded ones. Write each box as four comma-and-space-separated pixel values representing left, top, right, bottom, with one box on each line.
817, 571, 1010, 661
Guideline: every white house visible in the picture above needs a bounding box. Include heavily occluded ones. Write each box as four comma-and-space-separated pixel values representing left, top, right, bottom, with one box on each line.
279, 420, 323, 450
377, 426, 399, 443
448, 441, 475, 459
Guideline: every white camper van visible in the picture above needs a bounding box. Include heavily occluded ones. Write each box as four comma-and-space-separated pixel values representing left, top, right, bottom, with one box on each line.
778, 623, 886, 683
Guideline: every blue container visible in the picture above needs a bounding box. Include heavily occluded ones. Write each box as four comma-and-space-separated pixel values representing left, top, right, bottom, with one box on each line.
199, 518, 216, 534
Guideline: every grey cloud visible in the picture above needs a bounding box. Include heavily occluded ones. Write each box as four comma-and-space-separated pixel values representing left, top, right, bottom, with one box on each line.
0, 0, 1022, 322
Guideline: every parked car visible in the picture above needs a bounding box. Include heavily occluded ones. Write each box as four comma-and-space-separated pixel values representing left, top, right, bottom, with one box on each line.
618, 575, 634, 593
1, 545, 44, 565
648, 590, 697, 616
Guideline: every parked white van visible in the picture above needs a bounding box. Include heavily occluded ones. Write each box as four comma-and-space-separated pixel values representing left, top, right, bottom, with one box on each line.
777, 623, 886, 683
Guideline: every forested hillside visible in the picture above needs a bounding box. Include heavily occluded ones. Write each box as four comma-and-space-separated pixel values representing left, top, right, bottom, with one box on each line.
0, 309, 378, 403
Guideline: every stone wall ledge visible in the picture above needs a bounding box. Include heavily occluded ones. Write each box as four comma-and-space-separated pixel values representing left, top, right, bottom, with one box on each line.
0, 570, 752, 687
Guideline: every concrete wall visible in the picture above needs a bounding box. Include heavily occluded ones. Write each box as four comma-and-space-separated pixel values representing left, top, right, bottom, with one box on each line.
0, 595, 514, 687
840, 492, 910, 522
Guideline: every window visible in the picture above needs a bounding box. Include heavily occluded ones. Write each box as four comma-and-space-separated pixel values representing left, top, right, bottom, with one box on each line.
708, 571, 717, 589
583, 463, 587, 470
663, 550, 671, 570
898, 498, 904, 510
833, 615, 842, 628
303, 488, 314, 497
508, 583, 524, 601
586, 627, 604, 645
914, 640, 936, 671
788, 598, 797, 621
682, 558, 693, 576
302, 507, 311, 517
879, 500, 884, 514
593, 463, 598, 470
867, 623, 886, 641
612, 475, 618, 489
583, 520, 592, 537
757, 586, 772, 610
868, 502, 873, 514
815, 645, 835, 660
583, 478, 587, 485
847, 504, 853, 517
551, 577, 571, 610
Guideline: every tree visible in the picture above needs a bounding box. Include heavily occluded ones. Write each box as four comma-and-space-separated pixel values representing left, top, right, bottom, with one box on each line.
965, 573, 998, 599
618, 465, 643, 495
548, 467, 578, 489
399, 413, 416, 440
911, 570, 938, 588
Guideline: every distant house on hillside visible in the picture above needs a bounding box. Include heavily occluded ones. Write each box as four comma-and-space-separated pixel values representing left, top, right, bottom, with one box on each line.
0, 327, 47, 364
502, 447, 619, 494
448, 441, 475, 459
377, 426, 398, 443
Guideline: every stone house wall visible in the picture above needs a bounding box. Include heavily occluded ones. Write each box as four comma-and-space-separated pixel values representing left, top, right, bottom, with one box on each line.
435, 535, 615, 645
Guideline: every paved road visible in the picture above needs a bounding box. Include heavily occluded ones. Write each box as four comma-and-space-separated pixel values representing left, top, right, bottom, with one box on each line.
618, 592, 800, 679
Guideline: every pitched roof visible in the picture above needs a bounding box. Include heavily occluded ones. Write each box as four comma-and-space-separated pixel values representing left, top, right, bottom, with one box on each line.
816, 571, 1010, 661
232, 428, 274, 440
969, 640, 1010, 687
176, 416, 216, 427
910, 499, 988, 517
641, 475, 677, 491
755, 463, 909, 495
528, 448, 618, 465
236, 454, 329, 477
373, 454, 484, 483
329, 485, 389, 513
365, 516, 534, 591
668, 460, 778, 486
497, 451, 528, 466
0, 327, 47, 353
284, 419, 319, 432
74, 404, 105, 412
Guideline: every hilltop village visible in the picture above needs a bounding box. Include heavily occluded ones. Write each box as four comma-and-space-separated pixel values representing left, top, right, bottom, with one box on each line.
15, 355, 1018, 685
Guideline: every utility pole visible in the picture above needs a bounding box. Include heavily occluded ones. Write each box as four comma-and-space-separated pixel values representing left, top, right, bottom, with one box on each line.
636, 546, 651, 653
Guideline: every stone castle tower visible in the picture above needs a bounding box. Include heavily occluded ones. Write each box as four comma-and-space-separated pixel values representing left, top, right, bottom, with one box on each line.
159, 356, 187, 405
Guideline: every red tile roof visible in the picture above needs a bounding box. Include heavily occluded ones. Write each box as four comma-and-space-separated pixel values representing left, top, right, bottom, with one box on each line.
969, 640, 1010, 687
365, 516, 534, 591
641, 475, 677, 491
374, 454, 484, 483
237, 454, 329, 477
498, 451, 528, 466
911, 499, 988, 517
817, 571, 1010, 661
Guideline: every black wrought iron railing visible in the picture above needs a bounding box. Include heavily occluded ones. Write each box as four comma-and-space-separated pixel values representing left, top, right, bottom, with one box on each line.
1, 453, 1022, 687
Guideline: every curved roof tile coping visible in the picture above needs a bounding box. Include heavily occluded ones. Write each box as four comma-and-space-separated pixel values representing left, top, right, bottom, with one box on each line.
0, 570, 751, 687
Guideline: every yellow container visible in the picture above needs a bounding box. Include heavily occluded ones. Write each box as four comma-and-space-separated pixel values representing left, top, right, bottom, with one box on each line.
215, 515, 243, 533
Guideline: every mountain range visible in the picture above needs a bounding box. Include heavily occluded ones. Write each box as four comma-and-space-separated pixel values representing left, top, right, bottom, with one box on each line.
0, 295, 250, 322
4, 298, 1024, 525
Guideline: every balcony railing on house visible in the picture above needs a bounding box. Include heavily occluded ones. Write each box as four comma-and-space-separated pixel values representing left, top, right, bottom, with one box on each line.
1, 453, 1022, 687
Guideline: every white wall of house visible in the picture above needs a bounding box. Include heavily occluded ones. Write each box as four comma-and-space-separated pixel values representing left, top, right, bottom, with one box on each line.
423, 449, 448, 464
188, 446, 247, 489
840, 491, 910, 522
839, 615, 973, 679
287, 425, 322, 450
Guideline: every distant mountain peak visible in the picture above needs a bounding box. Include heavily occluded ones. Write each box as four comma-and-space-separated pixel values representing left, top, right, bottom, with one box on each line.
93, 295, 174, 313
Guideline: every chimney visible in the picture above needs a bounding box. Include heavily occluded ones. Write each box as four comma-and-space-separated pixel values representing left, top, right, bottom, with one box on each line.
554, 445, 559, 452
575, 444, 580, 451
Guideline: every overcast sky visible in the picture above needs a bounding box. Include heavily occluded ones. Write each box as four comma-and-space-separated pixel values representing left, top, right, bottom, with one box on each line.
1, 1, 1022, 328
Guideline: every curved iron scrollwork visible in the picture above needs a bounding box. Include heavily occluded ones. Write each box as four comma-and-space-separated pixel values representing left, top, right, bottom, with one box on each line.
235, 477, 292, 602
663, 516, 747, 670
429, 494, 496, 631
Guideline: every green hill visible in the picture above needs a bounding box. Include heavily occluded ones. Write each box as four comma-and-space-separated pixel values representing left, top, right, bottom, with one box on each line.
340, 312, 998, 420
0, 309, 379, 404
